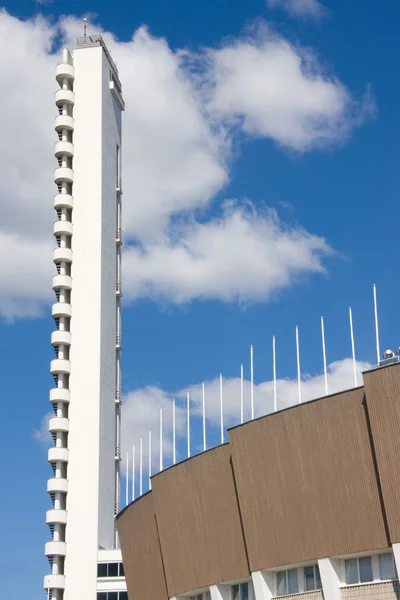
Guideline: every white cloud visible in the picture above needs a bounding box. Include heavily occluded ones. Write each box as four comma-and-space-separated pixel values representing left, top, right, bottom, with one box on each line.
268, 0, 325, 19
0, 13, 373, 318
207, 25, 373, 151
123, 200, 332, 303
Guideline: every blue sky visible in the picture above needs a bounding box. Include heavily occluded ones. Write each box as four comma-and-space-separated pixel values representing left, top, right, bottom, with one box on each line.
0, 0, 400, 598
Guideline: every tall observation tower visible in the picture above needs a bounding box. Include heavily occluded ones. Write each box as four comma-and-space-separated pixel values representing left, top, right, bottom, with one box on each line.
44, 35, 127, 600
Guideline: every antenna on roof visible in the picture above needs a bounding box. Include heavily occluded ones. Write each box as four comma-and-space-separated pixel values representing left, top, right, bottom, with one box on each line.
373, 284, 381, 364
250, 345, 254, 419
125, 451, 129, 506
132, 445, 135, 501
202, 383, 207, 451
159, 409, 163, 471
148, 430, 152, 490
83, 17, 88, 37
349, 307, 358, 387
321, 317, 328, 396
296, 326, 302, 403
172, 399, 176, 465
240, 364, 244, 424
187, 393, 191, 458
139, 437, 143, 496
273, 336, 277, 412
220, 373, 224, 444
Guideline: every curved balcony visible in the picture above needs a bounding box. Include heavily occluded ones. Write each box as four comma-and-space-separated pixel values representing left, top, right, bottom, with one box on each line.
55, 88, 75, 106
54, 141, 74, 158
51, 302, 72, 319
53, 247, 73, 263
48, 447, 69, 464
54, 193, 73, 210
49, 388, 70, 405
49, 417, 70, 434
51, 330, 71, 347
50, 359, 71, 375
54, 115, 74, 131
43, 574, 66, 590
47, 478, 68, 494
46, 509, 68, 526
54, 167, 74, 185
53, 221, 73, 237
55, 61, 75, 83
45, 541, 67, 557
52, 275, 72, 290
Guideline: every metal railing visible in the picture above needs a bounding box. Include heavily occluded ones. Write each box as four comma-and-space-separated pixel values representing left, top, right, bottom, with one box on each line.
116, 177, 122, 192
116, 227, 122, 243
116, 333, 122, 348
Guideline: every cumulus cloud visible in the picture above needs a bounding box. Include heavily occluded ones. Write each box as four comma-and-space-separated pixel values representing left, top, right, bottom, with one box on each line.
0, 12, 373, 318
123, 200, 332, 303
268, 0, 325, 19
206, 26, 373, 151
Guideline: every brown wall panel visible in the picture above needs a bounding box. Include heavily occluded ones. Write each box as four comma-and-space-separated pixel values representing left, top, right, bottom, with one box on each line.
152, 444, 250, 596
229, 387, 388, 571
363, 364, 400, 543
117, 492, 168, 600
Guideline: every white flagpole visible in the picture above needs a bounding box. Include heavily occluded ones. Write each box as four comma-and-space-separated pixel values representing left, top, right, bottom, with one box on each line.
273, 336, 277, 412
148, 430, 152, 490
159, 408, 163, 472
187, 392, 191, 458
240, 364, 244, 424
125, 451, 129, 506
220, 373, 224, 444
349, 307, 358, 387
250, 345, 254, 419
296, 326, 302, 404
132, 445, 135, 501
172, 398, 176, 465
202, 382, 206, 451
321, 316, 328, 396
373, 284, 381, 364
139, 437, 143, 496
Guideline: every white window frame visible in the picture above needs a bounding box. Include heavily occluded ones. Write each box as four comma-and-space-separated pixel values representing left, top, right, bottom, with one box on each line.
275, 564, 321, 597
340, 552, 397, 587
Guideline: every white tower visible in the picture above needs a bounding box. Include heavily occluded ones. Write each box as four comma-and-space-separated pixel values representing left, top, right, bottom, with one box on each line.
44, 35, 125, 600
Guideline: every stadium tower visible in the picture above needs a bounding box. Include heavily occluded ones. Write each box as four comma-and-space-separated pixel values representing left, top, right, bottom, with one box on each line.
44, 34, 127, 600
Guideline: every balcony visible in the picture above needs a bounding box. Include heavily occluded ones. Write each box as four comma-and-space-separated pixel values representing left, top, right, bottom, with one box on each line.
51, 330, 71, 346
116, 280, 122, 297
53, 247, 73, 263
54, 193, 73, 210
53, 220, 73, 236
116, 228, 122, 245
55, 61, 75, 84
52, 275, 72, 290
49, 388, 70, 405
47, 478, 68, 494
48, 447, 69, 463
52, 302, 72, 319
54, 141, 74, 158
54, 115, 74, 131
46, 509, 68, 526
55, 88, 75, 106
54, 167, 74, 185
116, 177, 122, 194
43, 574, 66, 590
48, 417, 70, 434
45, 541, 67, 557
50, 359, 71, 375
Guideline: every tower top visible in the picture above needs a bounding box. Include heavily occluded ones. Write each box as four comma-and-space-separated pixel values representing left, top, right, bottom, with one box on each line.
76, 34, 121, 88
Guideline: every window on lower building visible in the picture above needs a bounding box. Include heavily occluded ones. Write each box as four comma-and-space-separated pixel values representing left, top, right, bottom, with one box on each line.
231, 582, 253, 600
189, 592, 211, 600
379, 554, 396, 581
276, 570, 299, 596
97, 562, 125, 578
97, 593, 128, 600
345, 557, 373, 585
303, 565, 322, 591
